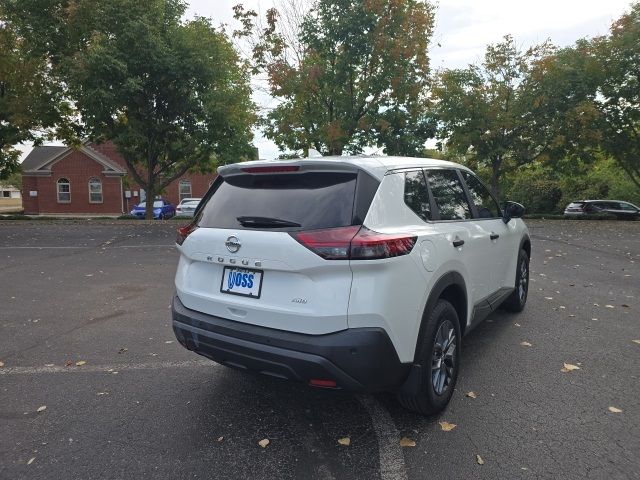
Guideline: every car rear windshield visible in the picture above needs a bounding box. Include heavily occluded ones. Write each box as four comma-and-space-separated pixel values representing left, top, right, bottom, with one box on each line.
198, 171, 359, 231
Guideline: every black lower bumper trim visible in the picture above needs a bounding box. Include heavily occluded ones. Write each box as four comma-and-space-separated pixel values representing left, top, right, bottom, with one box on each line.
172, 295, 409, 393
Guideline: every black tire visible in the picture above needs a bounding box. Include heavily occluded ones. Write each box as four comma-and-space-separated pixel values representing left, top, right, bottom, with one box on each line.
397, 299, 461, 415
501, 249, 529, 312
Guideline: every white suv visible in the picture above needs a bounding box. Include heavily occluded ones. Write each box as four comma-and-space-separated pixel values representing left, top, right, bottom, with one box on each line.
172, 157, 530, 414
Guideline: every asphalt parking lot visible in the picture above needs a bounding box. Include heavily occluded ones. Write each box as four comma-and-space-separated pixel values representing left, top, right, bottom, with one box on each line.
1, 219, 638, 480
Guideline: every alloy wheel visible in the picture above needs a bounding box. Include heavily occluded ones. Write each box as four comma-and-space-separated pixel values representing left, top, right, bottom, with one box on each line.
518, 258, 528, 303
431, 319, 457, 396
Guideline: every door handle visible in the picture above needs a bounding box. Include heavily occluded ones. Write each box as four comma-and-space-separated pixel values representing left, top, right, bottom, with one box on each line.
453, 239, 465, 248
490, 233, 500, 240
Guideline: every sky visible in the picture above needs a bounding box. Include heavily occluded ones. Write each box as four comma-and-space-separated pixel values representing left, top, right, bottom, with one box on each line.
18, 0, 634, 162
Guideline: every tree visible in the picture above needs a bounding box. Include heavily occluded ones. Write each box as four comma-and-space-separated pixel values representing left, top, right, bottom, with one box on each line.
0, 7, 71, 180
592, 3, 640, 190
4, 0, 256, 218
234, 0, 435, 156
433, 35, 553, 199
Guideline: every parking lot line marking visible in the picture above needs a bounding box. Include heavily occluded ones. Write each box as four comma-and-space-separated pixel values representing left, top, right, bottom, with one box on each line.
358, 395, 408, 480
0, 359, 215, 375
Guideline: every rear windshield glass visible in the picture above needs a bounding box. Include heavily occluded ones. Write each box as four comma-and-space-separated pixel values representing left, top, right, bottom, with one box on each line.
198, 172, 357, 231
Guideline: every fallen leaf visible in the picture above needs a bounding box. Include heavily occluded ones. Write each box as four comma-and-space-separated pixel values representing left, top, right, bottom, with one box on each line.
37, 406, 46, 412
608, 406, 622, 413
560, 363, 580, 373
520, 341, 532, 347
118, 348, 128, 354
0, 361, 4, 367
621, 304, 630, 308
544, 297, 554, 300
466, 391, 477, 399
514, 323, 521, 327
75, 361, 86, 366
476, 454, 485, 465
439, 421, 457, 432
217, 436, 224, 442
605, 305, 615, 309
399, 437, 416, 447
633, 340, 640, 345
27, 457, 35, 465
337, 437, 350, 446
165, 341, 174, 344
44, 364, 54, 367
65, 360, 73, 367
258, 438, 270, 448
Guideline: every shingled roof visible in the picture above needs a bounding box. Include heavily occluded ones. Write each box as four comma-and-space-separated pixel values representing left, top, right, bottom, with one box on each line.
21, 146, 68, 171
21, 143, 126, 176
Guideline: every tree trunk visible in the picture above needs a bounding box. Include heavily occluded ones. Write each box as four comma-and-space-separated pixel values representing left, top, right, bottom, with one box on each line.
490, 157, 502, 202
145, 172, 155, 220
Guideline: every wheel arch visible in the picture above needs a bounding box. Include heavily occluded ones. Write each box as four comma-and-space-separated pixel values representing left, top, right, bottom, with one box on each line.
414, 271, 467, 361
399, 271, 467, 397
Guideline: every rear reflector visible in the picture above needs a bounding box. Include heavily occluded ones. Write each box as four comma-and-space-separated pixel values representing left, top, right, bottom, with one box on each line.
241, 165, 300, 174
309, 379, 338, 388
176, 222, 198, 246
290, 226, 416, 260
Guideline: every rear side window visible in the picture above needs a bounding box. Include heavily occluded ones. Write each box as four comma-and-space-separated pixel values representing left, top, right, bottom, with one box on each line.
404, 170, 431, 221
425, 169, 472, 220
198, 172, 358, 231
461, 171, 501, 218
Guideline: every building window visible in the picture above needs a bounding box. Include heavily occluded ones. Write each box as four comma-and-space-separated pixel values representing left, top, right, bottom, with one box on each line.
2, 191, 10, 198
179, 179, 192, 202
89, 178, 103, 203
57, 178, 71, 203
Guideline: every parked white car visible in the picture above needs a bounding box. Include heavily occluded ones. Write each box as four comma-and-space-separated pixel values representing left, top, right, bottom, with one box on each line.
176, 198, 202, 217
172, 157, 530, 414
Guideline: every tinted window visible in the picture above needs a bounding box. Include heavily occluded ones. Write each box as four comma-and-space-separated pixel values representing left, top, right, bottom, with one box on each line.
461, 171, 501, 218
199, 172, 357, 230
425, 169, 472, 220
404, 170, 431, 221
619, 202, 638, 211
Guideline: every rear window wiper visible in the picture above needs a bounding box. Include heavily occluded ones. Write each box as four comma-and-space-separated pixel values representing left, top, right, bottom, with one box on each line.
236, 216, 302, 228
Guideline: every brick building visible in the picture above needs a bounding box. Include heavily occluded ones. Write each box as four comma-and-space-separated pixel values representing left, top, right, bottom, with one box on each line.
21, 142, 218, 215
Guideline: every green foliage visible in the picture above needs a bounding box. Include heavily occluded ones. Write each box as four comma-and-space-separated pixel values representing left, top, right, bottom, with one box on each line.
592, 3, 640, 190
433, 35, 554, 200
0, 5, 73, 179
501, 156, 640, 214
506, 166, 563, 214
235, 0, 435, 156
5, 0, 256, 218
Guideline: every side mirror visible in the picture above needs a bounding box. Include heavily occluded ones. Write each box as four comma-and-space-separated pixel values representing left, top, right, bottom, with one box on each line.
502, 201, 525, 224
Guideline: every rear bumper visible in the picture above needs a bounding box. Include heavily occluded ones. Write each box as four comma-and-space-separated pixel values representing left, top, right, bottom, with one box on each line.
172, 295, 410, 393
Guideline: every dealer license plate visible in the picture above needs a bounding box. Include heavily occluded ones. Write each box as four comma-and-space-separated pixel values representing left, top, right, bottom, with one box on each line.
220, 267, 263, 298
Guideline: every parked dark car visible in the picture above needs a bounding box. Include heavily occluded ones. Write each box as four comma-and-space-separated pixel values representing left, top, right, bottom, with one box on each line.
564, 200, 640, 220
130, 199, 176, 219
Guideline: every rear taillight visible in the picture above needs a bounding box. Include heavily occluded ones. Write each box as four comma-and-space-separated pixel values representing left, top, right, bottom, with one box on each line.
290, 226, 416, 260
350, 228, 417, 259
176, 222, 198, 246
